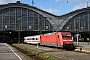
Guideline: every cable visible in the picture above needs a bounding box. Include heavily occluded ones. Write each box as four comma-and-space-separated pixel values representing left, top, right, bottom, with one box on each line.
51, 0, 65, 9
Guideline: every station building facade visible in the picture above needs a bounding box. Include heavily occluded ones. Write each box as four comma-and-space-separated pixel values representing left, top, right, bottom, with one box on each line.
0, 1, 90, 42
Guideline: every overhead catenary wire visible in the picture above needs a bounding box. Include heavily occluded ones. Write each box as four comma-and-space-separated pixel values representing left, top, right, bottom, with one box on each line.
41, 0, 68, 16
50, 0, 68, 9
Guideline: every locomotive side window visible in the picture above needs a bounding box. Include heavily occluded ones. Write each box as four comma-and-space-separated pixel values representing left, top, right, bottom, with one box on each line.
62, 34, 71, 38
58, 35, 59, 38
27, 38, 35, 40
27, 38, 32, 40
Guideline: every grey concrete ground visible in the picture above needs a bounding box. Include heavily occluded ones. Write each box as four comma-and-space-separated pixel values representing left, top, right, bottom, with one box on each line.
0, 43, 27, 60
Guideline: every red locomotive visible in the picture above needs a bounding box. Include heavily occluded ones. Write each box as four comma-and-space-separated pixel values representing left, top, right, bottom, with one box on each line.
40, 32, 75, 50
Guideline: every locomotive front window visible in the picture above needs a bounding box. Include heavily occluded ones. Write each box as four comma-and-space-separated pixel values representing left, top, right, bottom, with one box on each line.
27, 38, 32, 40
62, 34, 71, 38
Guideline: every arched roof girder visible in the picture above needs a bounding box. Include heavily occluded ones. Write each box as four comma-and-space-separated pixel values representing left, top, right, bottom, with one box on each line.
58, 8, 90, 31
0, 4, 57, 30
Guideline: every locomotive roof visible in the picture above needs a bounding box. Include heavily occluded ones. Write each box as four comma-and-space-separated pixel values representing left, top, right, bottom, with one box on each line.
43, 32, 57, 36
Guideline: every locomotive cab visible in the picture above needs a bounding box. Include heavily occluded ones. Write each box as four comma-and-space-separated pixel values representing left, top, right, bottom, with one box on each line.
56, 32, 75, 50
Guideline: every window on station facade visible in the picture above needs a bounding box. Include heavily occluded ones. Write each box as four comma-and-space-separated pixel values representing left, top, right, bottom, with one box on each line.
62, 11, 90, 32
0, 7, 52, 31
